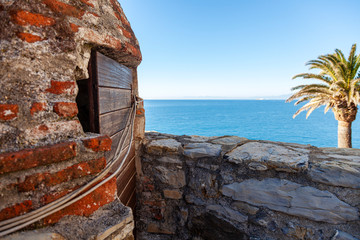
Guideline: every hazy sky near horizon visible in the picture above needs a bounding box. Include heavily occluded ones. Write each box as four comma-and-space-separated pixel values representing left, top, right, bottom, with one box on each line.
120, 0, 360, 99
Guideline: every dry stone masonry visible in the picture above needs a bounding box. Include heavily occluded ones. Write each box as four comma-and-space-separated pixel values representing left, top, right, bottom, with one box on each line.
136, 132, 360, 240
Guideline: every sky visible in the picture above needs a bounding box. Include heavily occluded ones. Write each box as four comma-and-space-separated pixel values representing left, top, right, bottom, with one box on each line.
120, 0, 360, 99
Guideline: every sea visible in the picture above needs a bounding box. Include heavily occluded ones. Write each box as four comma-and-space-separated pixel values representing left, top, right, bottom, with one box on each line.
144, 100, 360, 148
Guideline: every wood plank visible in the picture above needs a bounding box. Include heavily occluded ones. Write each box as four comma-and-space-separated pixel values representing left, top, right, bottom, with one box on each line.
99, 108, 131, 136
109, 144, 132, 174
105, 129, 131, 163
96, 52, 132, 89
105, 130, 122, 163
112, 144, 135, 176
126, 189, 136, 210
116, 156, 135, 190
98, 88, 132, 114
119, 172, 136, 204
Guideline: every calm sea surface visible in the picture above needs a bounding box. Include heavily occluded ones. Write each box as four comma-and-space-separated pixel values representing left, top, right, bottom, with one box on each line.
144, 100, 360, 148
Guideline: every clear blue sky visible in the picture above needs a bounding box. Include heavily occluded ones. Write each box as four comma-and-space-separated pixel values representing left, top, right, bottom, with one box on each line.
120, 0, 360, 99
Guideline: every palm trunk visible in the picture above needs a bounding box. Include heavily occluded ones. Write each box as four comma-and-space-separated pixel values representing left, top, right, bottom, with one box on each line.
338, 120, 352, 148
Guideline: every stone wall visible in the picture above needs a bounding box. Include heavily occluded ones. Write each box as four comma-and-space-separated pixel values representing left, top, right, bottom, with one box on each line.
136, 132, 360, 240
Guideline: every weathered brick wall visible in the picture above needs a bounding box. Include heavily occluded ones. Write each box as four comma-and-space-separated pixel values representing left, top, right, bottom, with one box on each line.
137, 132, 360, 240
0, 0, 141, 151
0, 0, 142, 235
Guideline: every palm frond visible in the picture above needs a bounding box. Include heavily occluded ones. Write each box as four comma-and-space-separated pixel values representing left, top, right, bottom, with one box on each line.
289, 44, 359, 119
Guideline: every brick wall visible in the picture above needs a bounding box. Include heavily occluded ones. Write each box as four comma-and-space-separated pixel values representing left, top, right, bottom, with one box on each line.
0, 0, 142, 232
0, 136, 115, 225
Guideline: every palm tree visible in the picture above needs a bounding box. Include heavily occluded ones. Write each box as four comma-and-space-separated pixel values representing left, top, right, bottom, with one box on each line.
287, 44, 360, 148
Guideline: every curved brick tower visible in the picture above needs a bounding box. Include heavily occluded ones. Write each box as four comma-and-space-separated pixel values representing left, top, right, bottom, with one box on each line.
0, 0, 143, 238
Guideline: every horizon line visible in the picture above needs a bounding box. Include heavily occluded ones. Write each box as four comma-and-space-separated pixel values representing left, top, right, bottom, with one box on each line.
143, 98, 289, 100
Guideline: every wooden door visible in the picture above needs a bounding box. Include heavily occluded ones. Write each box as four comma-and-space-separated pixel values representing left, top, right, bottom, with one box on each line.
87, 51, 137, 209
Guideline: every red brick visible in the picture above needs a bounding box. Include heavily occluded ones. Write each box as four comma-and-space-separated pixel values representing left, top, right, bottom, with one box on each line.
38, 124, 49, 131
152, 209, 163, 220
42, 0, 85, 19
113, 11, 121, 21
0, 142, 77, 174
11, 10, 55, 27
120, 14, 130, 28
109, 0, 130, 27
79, 0, 94, 8
17, 157, 106, 192
46, 80, 76, 95
0, 104, 18, 121
87, 11, 99, 17
53, 102, 78, 117
17, 32, 44, 43
136, 107, 145, 115
110, 0, 122, 20
146, 184, 155, 191
30, 102, 46, 115
43, 176, 116, 224
124, 42, 141, 60
69, 23, 79, 32
40, 187, 77, 205
81, 28, 123, 51
142, 176, 151, 184
117, 25, 132, 39
104, 34, 123, 50
0, 200, 32, 221
82, 136, 112, 152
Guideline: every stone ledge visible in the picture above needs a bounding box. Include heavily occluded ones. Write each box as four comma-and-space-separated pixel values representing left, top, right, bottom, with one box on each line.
144, 132, 360, 189
3, 199, 134, 240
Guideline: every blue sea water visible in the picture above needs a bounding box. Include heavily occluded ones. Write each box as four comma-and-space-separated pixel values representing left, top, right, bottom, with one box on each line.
144, 100, 360, 148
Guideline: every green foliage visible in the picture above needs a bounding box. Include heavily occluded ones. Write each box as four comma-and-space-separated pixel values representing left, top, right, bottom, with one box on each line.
287, 44, 360, 119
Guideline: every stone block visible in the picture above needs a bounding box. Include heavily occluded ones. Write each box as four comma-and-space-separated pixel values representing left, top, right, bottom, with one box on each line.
157, 156, 182, 164
147, 222, 175, 235
163, 189, 183, 199
146, 139, 182, 155
222, 178, 359, 224
3, 200, 134, 240
184, 142, 221, 159
331, 230, 359, 240
309, 157, 360, 189
154, 166, 186, 188
206, 205, 248, 224
231, 201, 259, 215
2, 232, 65, 240
225, 142, 309, 172
211, 136, 247, 152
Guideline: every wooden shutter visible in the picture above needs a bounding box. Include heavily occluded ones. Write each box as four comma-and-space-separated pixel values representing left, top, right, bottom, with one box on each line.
89, 51, 136, 208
